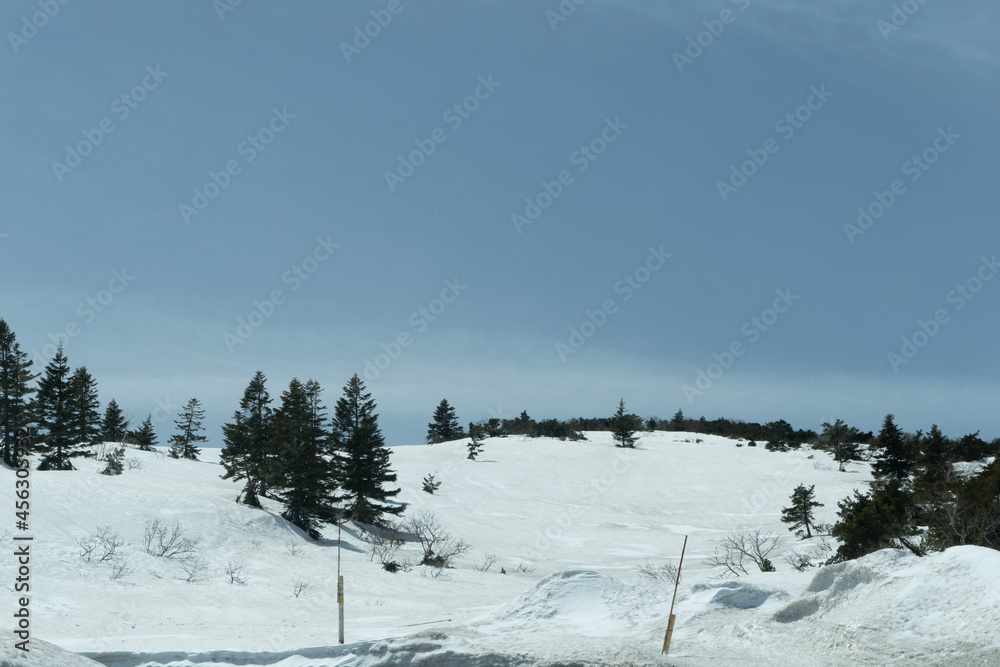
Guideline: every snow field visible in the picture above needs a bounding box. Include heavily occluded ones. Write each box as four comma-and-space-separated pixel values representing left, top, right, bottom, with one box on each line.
1, 431, 997, 666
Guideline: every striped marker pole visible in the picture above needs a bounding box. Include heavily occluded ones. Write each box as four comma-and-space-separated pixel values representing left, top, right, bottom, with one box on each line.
661, 535, 688, 655
338, 519, 345, 644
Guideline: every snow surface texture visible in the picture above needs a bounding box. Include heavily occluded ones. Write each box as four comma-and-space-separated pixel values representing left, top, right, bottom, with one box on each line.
2, 432, 998, 666
0, 629, 103, 666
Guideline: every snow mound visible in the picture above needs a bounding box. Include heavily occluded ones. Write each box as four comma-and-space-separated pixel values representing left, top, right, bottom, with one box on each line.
87, 634, 634, 667
476, 570, 651, 636
0, 630, 103, 667
688, 580, 788, 610
773, 546, 1000, 646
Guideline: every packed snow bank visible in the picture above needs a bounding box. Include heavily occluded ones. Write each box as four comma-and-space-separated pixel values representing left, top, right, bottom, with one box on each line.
87, 571, 670, 666
0, 629, 103, 667
655, 546, 1000, 666
774, 546, 1000, 641
687, 580, 788, 611
478, 570, 645, 634
86, 636, 626, 667
468, 570, 670, 665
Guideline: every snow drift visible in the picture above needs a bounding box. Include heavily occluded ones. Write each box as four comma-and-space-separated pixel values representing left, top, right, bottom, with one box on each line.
0, 629, 103, 667
773, 545, 1000, 644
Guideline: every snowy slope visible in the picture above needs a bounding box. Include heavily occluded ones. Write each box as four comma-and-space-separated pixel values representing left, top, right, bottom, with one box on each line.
0, 629, 103, 667
1, 432, 997, 666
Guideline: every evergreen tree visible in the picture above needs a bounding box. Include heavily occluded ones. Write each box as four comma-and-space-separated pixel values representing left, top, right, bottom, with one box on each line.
466, 421, 484, 460
871, 414, 915, 483
953, 431, 991, 462
333, 374, 402, 525
610, 398, 639, 448
422, 473, 441, 494
830, 479, 922, 561
505, 410, 535, 437
645, 417, 657, 431
427, 399, 462, 443
101, 399, 129, 444
35, 345, 77, 470
781, 484, 824, 538
67, 366, 102, 448
267, 378, 332, 539
168, 398, 207, 460
306, 378, 344, 510
132, 414, 158, 451
101, 445, 124, 476
821, 419, 857, 472
0, 320, 37, 467
220, 371, 274, 507
915, 425, 952, 496
669, 409, 685, 431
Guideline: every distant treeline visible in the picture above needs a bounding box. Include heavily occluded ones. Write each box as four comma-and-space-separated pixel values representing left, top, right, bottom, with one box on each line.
448, 407, 998, 464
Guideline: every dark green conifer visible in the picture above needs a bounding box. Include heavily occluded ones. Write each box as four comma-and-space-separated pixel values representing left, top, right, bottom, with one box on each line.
168, 398, 207, 460
333, 374, 402, 525
427, 399, 461, 443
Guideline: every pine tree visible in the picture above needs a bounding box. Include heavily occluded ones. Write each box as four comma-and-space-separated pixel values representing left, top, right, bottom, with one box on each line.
168, 398, 207, 460
132, 415, 158, 451
913, 424, 954, 524
821, 419, 857, 472
669, 409, 685, 432
101, 399, 129, 444
422, 473, 441, 494
220, 371, 274, 507
781, 484, 824, 538
610, 399, 639, 448
0, 320, 37, 467
333, 374, 402, 525
67, 366, 101, 448
268, 378, 332, 539
916, 425, 951, 488
427, 399, 461, 443
35, 345, 77, 470
466, 421, 484, 460
830, 478, 922, 561
101, 445, 124, 476
871, 414, 915, 483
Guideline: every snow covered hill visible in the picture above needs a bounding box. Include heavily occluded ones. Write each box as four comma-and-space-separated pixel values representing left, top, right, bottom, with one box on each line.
2, 432, 998, 666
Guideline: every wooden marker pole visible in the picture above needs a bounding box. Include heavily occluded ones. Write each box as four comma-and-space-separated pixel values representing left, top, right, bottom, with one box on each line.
338, 519, 345, 644
661, 535, 688, 655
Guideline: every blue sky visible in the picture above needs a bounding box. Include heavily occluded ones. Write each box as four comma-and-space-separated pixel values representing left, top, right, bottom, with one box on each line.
2, 0, 998, 446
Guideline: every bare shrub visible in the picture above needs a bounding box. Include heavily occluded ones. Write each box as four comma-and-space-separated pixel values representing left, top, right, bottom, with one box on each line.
406, 509, 471, 568
78, 526, 125, 563
783, 551, 813, 572
108, 555, 135, 580
125, 456, 142, 470
477, 552, 499, 573
511, 561, 535, 574
636, 561, 679, 582
705, 546, 749, 577
366, 521, 405, 572
178, 556, 209, 583
143, 519, 199, 559
224, 559, 247, 585
292, 578, 312, 598
707, 528, 784, 577
285, 540, 303, 557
